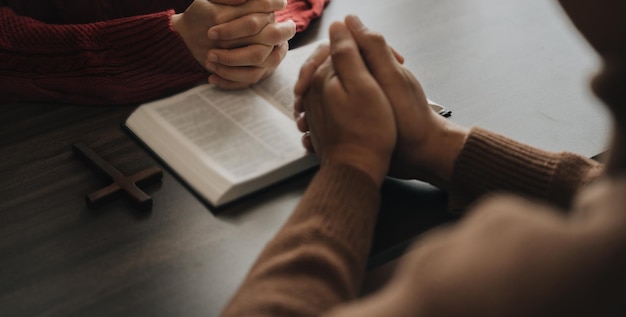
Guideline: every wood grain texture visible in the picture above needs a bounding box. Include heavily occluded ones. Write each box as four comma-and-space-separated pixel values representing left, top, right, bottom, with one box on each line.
0, 0, 608, 316
0, 102, 448, 317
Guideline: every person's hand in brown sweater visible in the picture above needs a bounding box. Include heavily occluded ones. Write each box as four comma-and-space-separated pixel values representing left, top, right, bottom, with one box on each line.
342, 16, 468, 185
294, 15, 468, 186
295, 21, 397, 186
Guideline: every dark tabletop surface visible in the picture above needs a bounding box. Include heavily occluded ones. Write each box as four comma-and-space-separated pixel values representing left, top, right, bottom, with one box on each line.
0, 0, 611, 316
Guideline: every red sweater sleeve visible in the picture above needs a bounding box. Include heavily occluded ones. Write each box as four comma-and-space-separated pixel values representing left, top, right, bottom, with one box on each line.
0, 7, 206, 105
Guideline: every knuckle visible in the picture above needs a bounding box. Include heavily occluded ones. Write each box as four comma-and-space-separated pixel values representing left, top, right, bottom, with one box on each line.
365, 31, 387, 45
214, 11, 229, 24
258, 0, 274, 12
245, 15, 265, 34
278, 42, 289, 57
270, 0, 287, 11
211, 63, 222, 75
331, 43, 354, 58
311, 70, 326, 87
267, 48, 281, 65
263, 46, 284, 68
262, 23, 293, 45
213, 51, 231, 65
265, 27, 284, 45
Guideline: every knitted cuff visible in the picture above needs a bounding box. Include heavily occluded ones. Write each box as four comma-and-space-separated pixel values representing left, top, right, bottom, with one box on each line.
103, 10, 206, 103
291, 162, 381, 257
450, 127, 561, 208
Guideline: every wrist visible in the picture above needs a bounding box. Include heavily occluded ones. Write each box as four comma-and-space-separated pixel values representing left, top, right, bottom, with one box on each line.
324, 146, 390, 187
414, 118, 469, 182
170, 12, 206, 67
170, 13, 183, 32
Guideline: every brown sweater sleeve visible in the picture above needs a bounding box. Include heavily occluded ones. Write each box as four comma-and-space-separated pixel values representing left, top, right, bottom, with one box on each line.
449, 127, 603, 210
220, 162, 381, 317
220, 128, 605, 317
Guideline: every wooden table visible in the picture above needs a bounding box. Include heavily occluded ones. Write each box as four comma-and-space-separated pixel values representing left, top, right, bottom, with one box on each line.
0, 0, 610, 316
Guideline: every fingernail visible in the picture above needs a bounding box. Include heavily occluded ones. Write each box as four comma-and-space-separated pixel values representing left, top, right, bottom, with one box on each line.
346, 15, 366, 32
207, 53, 218, 63
349, 15, 364, 28
206, 62, 216, 72
330, 22, 350, 41
207, 29, 219, 40
287, 20, 297, 34
208, 74, 218, 85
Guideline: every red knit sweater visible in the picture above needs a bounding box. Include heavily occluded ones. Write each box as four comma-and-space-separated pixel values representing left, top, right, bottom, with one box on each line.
0, 0, 329, 105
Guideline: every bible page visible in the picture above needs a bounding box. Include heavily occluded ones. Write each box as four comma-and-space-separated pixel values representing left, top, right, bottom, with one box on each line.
148, 85, 309, 183
253, 40, 328, 118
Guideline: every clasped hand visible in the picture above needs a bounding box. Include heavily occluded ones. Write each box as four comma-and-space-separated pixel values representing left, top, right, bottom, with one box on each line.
172, 0, 296, 89
294, 15, 469, 187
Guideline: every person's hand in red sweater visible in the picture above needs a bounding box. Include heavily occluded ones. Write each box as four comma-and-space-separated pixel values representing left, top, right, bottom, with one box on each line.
203, 20, 294, 89
171, 0, 295, 89
298, 21, 396, 186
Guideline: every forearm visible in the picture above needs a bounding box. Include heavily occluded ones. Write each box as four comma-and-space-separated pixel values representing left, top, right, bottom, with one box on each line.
0, 7, 206, 105
220, 163, 381, 317
450, 127, 603, 209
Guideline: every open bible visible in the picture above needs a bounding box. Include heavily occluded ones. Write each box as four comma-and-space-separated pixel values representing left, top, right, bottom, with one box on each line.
125, 40, 451, 208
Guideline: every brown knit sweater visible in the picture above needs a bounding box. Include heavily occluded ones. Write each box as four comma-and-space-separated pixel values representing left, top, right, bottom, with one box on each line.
220, 127, 626, 316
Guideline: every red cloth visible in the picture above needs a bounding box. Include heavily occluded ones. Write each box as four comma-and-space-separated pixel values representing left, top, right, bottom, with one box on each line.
277, 0, 330, 32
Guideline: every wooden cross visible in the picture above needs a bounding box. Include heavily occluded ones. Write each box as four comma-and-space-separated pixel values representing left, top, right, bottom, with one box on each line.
73, 143, 162, 210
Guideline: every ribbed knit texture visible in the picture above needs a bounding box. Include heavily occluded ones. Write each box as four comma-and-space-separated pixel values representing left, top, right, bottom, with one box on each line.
0, 7, 205, 105
1, 0, 329, 27
276, 0, 330, 32
451, 127, 602, 209
0, 0, 191, 23
218, 128, 622, 316
220, 162, 380, 317
0, 0, 330, 105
